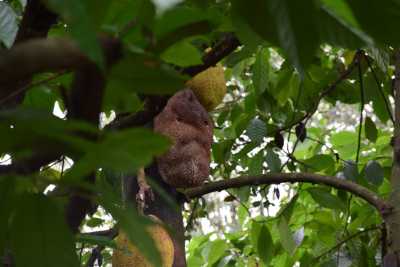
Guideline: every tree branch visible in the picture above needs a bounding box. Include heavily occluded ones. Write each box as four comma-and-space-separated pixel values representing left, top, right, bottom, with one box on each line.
314, 225, 380, 262
0, 38, 86, 86
182, 32, 240, 76
106, 33, 241, 130
14, 0, 57, 43
185, 172, 389, 215
279, 50, 363, 132
386, 48, 400, 262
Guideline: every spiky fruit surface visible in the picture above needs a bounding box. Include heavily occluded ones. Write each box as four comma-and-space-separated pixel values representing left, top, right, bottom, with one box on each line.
186, 65, 226, 111
154, 89, 213, 188
112, 218, 174, 267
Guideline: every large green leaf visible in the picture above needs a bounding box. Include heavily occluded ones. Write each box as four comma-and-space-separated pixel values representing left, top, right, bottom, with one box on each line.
201, 239, 228, 265
67, 128, 170, 179
231, 0, 278, 46
248, 151, 264, 176
233, 0, 319, 74
307, 187, 346, 211
44, 0, 104, 67
266, 0, 320, 75
317, 0, 373, 48
0, 108, 96, 157
364, 160, 384, 186
347, 0, 400, 45
161, 39, 203, 67
252, 48, 271, 95
0, 2, 18, 48
303, 154, 336, 174
330, 131, 358, 159
246, 118, 267, 144
365, 116, 378, 143
277, 217, 296, 255
257, 224, 274, 266
22, 85, 59, 113
96, 178, 162, 267
10, 194, 79, 267
266, 147, 281, 173
343, 160, 358, 181
0, 176, 16, 254
107, 54, 186, 95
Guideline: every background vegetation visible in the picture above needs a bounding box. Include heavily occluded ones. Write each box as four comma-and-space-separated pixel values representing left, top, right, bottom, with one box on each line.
1, 0, 400, 266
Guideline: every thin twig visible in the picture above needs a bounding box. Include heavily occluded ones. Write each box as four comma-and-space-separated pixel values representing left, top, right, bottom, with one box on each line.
0, 70, 68, 106
185, 199, 199, 232
314, 225, 380, 261
279, 51, 362, 133
363, 54, 394, 123
226, 190, 251, 217
356, 53, 365, 163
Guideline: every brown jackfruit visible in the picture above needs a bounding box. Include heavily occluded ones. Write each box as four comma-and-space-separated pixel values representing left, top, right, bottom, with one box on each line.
112, 216, 174, 267
154, 89, 213, 188
186, 64, 226, 111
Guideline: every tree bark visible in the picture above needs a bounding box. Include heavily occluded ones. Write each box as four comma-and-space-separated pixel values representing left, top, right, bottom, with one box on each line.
385, 49, 400, 266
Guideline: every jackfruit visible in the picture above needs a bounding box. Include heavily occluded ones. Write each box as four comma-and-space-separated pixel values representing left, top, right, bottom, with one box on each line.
112, 216, 174, 267
186, 64, 226, 111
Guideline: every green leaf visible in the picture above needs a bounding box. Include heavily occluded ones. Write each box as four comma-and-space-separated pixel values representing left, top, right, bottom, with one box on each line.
107, 54, 186, 95
10, 194, 79, 267
343, 160, 358, 181
203, 239, 228, 265
266, 0, 319, 75
67, 128, 170, 179
96, 178, 162, 267
246, 118, 267, 144
44, 0, 104, 67
161, 40, 202, 67
364, 74, 391, 123
0, 108, 97, 157
266, 147, 281, 173
231, 0, 278, 46
347, 0, 400, 45
252, 48, 270, 95
364, 160, 384, 186
303, 154, 335, 174
317, 0, 372, 48
277, 217, 296, 255
330, 131, 358, 159
248, 152, 264, 176
85, 217, 104, 228
307, 187, 346, 211
23, 86, 59, 113
257, 224, 274, 266
0, 2, 18, 48
365, 116, 378, 143
278, 194, 298, 223
0, 176, 16, 253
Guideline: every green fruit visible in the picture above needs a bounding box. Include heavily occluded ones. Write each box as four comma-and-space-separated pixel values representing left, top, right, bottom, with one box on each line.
186, 65, 227, 111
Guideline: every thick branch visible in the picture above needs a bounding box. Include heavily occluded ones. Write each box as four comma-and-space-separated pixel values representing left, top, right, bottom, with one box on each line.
14, 0, 57, 43
185, 172, 389, 214
0, 38, 85, 85
386, 48, 400, 262
107, 33, 241, 130
0, 0, 58, 108
182, 33, 240, 76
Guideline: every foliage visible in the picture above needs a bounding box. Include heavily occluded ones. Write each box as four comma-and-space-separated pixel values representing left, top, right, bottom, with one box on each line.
0, 0, 398, 266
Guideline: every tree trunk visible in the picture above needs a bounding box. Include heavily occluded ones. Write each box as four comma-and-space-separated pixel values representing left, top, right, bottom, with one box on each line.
386, 49, 400, 266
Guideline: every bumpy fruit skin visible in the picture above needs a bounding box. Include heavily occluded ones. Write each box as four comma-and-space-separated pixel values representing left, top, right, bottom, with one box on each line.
154, 89, 213, 188
112, 219, 174, 267
186, 65, 226, 111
